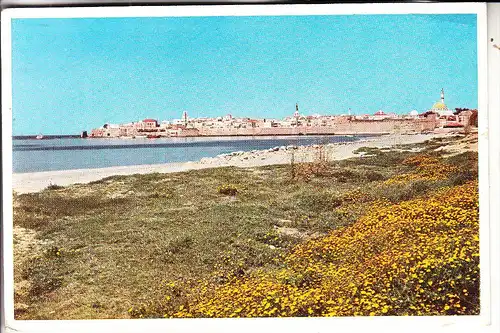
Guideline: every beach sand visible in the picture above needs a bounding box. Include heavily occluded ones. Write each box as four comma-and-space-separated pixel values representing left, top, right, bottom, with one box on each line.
12, 133, 454, 194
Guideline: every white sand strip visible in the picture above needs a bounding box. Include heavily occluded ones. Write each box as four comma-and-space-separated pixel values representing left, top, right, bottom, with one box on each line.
12, 133, 448, 194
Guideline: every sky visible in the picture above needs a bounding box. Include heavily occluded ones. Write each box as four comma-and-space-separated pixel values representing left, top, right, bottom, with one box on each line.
11, 14, 478, 135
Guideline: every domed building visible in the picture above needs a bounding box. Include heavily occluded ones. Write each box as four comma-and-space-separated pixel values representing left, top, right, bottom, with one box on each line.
429, 88, 454, 117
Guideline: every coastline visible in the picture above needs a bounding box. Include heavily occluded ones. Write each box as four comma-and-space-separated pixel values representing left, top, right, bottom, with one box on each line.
12, 133, 450, 194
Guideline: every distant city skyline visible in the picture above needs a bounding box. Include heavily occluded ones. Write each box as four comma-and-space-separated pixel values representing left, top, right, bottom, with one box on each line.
11, 14, 478, 135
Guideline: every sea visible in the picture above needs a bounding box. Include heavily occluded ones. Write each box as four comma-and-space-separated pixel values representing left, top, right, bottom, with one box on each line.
12, 135, 367, 173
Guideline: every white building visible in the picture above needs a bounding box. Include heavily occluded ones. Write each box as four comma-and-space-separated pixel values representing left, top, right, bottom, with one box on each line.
409, 110, 419, 118
428, 88, 454, 117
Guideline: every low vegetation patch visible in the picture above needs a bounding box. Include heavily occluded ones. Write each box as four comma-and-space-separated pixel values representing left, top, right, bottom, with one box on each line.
13, 136, 479, 319
217, 184, 238, 196
45, 184, 64, 191
292, 161, 331, 182
138, 181, 478, 318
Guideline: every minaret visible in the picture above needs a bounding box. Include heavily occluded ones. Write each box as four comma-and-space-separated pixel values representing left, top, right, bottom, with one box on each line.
182, 111, 188, 126
441, 88, 445, 104
294, 104, 300, 117
294, 103, 300, 126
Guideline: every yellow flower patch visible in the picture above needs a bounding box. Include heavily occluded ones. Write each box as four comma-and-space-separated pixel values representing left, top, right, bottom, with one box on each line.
385, 154, 459, 185
155, 181, 479, 318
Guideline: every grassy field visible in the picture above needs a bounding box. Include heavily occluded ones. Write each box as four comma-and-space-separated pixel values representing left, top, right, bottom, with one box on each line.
12, 135, 479, 319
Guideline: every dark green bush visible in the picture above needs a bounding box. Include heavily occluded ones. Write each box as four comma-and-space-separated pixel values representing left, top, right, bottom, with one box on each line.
331, 169, 360, 182
45, 184, 63, 190
369, 179, 438, 203
448, 170, 478, 186
296, 192, 343, 213
444, 151, 478, 168
364, 171, 386, 182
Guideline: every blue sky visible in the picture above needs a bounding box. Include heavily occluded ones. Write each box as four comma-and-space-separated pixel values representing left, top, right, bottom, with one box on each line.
11, 14, 477, 135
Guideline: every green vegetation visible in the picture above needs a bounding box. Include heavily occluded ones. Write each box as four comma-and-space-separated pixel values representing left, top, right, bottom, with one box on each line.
13, 136, 478, 319
45, 184, 64, 191
217, 184, 239, 196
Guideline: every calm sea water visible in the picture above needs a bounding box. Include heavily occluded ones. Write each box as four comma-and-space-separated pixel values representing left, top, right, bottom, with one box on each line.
12, 135, 365, 173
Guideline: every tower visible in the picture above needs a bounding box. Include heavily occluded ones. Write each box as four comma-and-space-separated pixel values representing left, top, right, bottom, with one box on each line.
441, 88, 445, 104
182, 111, 188, 126
294, 103, 300, 126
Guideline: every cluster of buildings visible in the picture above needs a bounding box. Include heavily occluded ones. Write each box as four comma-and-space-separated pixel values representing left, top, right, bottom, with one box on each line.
89, 89, 476, 138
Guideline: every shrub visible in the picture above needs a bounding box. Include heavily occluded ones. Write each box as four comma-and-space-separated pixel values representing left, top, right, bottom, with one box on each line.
166, 235, 194, 255
444, 152, 478, 172
22, 257, 63, 297
369, 180, 435, 203
256, 230, 293, 249
296, 192, 343, 213
343, 151, 411, 168
45, 184, 63, 191
320, 209, 358, 231
409, 179, 431, 195
217, 184, 238, 196
294, 161, 332, 182
448, 170, 478, 186
147, 191, 173, 199
364, 171, 386, 182
331, 169, 360, 182
13, 195, 130, 232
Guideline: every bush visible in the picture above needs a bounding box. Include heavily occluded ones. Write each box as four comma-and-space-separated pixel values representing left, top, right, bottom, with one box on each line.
369, 180, 436, 203
217, 184, 238, 196
165, 235, 194, 255
331, 169, 360, 182
13, 195, 130, 232
409, 180, 432, 196
294, 161, 332, 182
448, 170, 478, 186
444, 151, 478, 168
364, 171, 386, 182
22, 257, 63, 297
45, 184, 63, 190
147, 191, 173, 199
296, 192, 343, 213
318, 210, 358, 232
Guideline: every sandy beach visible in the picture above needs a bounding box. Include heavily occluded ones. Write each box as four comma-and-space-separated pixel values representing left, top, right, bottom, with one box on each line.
12, 133, 452, 194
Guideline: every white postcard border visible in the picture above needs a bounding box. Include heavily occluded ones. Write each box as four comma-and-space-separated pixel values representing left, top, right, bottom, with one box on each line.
1, 3, 494, 333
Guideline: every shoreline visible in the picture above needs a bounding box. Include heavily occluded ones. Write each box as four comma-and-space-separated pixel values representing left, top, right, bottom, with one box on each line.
12, 133, 451, 194
14, 132, 386, 140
